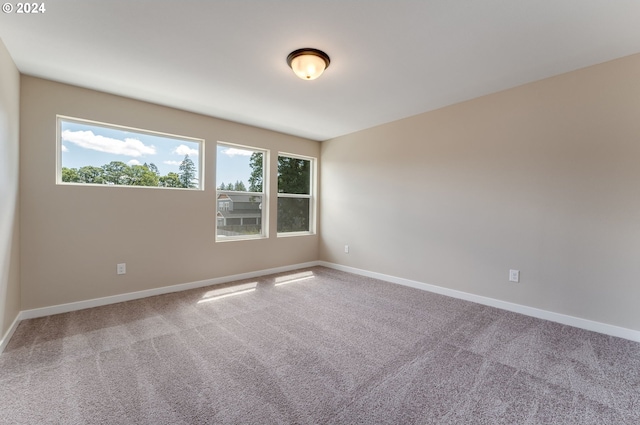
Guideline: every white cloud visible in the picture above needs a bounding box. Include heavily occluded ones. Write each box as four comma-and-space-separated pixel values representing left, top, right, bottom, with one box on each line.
61, 145, 69, 152
163, 160, 181, 166
222, 147, 253, 157
173, 144, 199, 156
61, 130, 156, 157
128, 159, 141, 166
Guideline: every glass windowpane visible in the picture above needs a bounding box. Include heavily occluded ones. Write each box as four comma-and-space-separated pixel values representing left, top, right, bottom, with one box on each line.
277, 197, 310, 232
277, 157, 310, 195
59, 117, 202, 189
217, 193, 263, 237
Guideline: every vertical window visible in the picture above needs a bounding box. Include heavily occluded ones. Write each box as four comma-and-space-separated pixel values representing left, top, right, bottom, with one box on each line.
216, 143, 267, 241
58, 116, 202, 189
277, 154, 315, 235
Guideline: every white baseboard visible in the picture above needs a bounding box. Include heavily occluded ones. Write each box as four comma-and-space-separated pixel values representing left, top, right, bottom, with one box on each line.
3, 259, 638, 354
319, 261, 640, 343
0, 261, 317, 354
0, 314, 21, 354
4, 261, 321, 337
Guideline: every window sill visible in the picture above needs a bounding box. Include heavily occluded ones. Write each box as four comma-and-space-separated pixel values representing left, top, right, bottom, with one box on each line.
216, 234, 267, 243
277, 231, 316, 238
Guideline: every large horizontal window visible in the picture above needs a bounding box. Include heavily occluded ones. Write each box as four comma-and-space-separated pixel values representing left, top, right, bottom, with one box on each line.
57, 116, 203, 189
277, 153, 315, 235
216, 143, 267, 241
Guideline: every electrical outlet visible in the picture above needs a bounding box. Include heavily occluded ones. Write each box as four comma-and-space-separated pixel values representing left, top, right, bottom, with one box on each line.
117, 263, 126, 275
509, 269, 520, 283
344, 245, 349, 254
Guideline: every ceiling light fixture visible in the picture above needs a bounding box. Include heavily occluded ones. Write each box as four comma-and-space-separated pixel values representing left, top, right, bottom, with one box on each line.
287, 48, 330, 81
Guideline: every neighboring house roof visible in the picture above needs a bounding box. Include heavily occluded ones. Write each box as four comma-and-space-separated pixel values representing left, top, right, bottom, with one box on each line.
217, 193, 261, 203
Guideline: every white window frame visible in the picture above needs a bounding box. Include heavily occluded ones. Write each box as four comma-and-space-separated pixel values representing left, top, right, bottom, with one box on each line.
57, 115, 204, 190
216, 142, 269, 242
277, 152, 316, 237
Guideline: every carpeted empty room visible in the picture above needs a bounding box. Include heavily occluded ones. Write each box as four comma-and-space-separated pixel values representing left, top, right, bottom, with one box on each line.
3, 2, 640, 424
1, 267, 639, 424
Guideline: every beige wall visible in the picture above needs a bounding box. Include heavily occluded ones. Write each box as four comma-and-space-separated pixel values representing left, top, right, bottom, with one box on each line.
20, 77, 320, 310
320, 53, 640, 331
0, 39, 20, 337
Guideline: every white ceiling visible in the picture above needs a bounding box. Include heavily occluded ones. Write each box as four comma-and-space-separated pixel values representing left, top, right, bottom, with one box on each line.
1, 1, 639, 141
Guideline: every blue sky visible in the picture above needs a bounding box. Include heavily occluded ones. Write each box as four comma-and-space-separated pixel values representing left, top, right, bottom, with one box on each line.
60, 119, 201, 178
216, 144, 260, 191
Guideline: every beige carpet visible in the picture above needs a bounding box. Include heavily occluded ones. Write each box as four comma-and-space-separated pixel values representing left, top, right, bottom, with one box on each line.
1, 266, 639, 424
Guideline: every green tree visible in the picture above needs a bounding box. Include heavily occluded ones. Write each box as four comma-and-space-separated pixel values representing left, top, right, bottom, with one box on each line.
277, 157, 310, 194
146, 162, 159, 176
276, 157, 311, 232
247, 154, 310, 194
248, 152, 263, 192
77, 165, 105, 184
129, 164, 159, 186
63, 160, 200, 189
233, 180, 247, 191
218, 181, 226, 190
102, 161, 130, 185
61, 167, 80, 183
178, 155, 197, 188
159, 172, 181, 187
